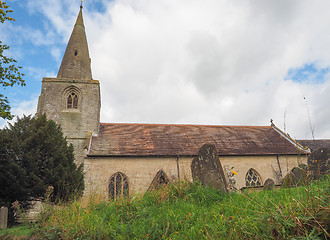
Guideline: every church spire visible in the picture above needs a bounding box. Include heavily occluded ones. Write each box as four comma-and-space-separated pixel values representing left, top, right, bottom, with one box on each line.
57, 7, 92, 80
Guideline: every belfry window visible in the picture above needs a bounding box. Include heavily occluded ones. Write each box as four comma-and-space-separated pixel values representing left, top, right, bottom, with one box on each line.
245, 168, 262, 187
67, 92, 78, 109
109, 172, 129, 200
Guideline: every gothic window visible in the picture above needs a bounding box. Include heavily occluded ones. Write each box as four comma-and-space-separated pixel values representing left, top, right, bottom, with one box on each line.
245, 168, 262, 187
109, 172, 129, 200
148, 170, 170, 191
67, 92, 78, 109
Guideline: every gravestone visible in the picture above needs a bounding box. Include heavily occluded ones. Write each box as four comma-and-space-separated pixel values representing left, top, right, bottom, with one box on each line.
0, 206, 8, 229
263, 178, 275, 190
282, 164, 310, 187
191, 144, 228, 192
308, 147, 330, 179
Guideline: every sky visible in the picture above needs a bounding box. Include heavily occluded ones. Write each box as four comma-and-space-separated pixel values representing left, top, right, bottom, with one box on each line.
1, 0, 330, 140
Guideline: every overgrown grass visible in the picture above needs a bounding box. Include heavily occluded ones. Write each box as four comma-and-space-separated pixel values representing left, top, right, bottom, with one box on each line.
0, 225, 32, 239
32, 176, 329, 239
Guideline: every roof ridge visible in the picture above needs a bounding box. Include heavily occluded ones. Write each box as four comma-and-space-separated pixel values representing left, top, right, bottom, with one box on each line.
99, 122, 271, 128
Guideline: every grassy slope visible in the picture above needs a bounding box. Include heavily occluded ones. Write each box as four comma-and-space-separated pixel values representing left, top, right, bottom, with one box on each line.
0, 225, 32, 239
15, 176, 330, 239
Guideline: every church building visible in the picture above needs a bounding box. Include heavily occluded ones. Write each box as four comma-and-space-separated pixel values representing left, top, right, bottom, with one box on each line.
37, 7, 309, 199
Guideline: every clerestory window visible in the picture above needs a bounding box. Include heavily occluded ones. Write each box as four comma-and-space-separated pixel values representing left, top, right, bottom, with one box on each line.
245, 168, 262, 187
67, 92, 78, 109
109, 172, 129, 200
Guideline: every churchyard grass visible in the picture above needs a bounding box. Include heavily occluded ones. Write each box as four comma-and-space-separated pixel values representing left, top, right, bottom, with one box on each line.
0, 225, 32, 239
29, 176, 329, 239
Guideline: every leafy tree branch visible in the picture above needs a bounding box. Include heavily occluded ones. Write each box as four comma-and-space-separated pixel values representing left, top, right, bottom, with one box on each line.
0, 1, 25, 120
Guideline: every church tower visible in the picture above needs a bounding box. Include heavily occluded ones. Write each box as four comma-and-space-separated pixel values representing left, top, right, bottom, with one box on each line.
37, 6, 100, 165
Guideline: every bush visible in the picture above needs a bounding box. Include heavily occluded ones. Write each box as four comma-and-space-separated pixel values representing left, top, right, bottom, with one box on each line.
0, 115, 84, 223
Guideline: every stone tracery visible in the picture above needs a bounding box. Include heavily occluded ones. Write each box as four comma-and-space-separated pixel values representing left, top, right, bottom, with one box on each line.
245, 168, 262, 187
109, 172, 129, 200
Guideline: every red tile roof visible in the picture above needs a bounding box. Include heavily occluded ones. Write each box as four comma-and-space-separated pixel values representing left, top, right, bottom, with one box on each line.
298, 139, 330, 151
88, 123, 307, 156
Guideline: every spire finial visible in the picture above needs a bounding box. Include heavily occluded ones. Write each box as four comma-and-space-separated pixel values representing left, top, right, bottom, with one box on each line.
80, 0, 84, 9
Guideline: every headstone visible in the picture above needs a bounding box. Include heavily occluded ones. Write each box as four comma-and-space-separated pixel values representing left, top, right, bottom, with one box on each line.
308, 147, 330, 179
191, 144, 228, 192
263, 178, 275, 190
0, 206, 8, 229
282, 164, 310, 187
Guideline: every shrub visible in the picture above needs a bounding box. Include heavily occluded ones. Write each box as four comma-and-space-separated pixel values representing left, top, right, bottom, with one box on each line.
0, 115, 84, 224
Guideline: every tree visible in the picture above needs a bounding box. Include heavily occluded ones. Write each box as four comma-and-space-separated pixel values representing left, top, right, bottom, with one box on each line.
0, 1, 25, 120
0, 115, 84, 208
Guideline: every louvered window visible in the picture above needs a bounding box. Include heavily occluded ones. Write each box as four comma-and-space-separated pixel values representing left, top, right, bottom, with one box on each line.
67, 92, 78, 109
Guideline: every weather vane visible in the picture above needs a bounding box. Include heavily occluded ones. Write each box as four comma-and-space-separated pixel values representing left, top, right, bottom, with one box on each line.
80, 0, 85, 8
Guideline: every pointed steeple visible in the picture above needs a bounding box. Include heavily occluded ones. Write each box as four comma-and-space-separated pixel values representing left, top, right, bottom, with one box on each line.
57, 6, 92, 80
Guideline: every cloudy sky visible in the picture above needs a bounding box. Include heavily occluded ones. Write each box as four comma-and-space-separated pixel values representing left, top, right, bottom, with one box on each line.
1, 0, 329, 139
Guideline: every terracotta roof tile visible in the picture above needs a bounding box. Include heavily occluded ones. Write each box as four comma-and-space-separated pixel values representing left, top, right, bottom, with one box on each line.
88, 123, 306, 156
298, 139, 330, 151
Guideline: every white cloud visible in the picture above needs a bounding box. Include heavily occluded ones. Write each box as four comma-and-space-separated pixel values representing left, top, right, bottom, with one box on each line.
84, 0, 330, 139
5, 0, 330, 139
0, 98, 38, 129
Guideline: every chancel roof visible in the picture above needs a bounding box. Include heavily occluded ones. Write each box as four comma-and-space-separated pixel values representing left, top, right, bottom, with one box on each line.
298, 139, 330, 151
88, 123, 308, 157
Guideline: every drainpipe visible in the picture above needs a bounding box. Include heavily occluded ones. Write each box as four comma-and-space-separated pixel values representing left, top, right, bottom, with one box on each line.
176, 155, 180, 179
276, 154, 283, 177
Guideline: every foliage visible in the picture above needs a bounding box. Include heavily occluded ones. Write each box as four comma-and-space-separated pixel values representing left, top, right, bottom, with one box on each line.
0, 225, 32, 239
0, 1, 25, 120
0, 115, 84, 210
308, 147, 330, 179
33, 177, 329, 239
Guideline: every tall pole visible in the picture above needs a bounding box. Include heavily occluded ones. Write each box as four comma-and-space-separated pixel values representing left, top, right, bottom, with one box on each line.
304, 97, 315, 140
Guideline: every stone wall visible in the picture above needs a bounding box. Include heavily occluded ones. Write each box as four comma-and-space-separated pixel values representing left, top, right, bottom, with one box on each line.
17, 201, 44, 223
83, 154, 307, 199
37, 77, 100, 165
220, 154, 307, 187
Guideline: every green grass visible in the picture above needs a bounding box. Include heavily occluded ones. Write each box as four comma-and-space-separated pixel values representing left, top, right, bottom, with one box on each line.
0, 225, 32, 239
29, 176, 330, 239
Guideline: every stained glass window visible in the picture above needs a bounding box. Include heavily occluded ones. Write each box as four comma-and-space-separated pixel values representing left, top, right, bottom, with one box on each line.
245, 168, 262, 187
149, 170, 169, 190
109, 172, 129, 200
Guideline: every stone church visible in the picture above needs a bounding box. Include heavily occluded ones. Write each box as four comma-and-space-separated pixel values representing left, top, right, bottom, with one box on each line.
37, 7, 309, 199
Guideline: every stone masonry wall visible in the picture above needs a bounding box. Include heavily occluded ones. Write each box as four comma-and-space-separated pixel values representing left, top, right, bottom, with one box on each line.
83, 154, 307, 199
37, 77, 100, 165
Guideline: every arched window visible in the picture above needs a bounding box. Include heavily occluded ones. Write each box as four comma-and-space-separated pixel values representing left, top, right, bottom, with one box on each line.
67, 91, 78, 109
148, 169, 170, 191
245, 168, 262, 187
109, 172, 129, 200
